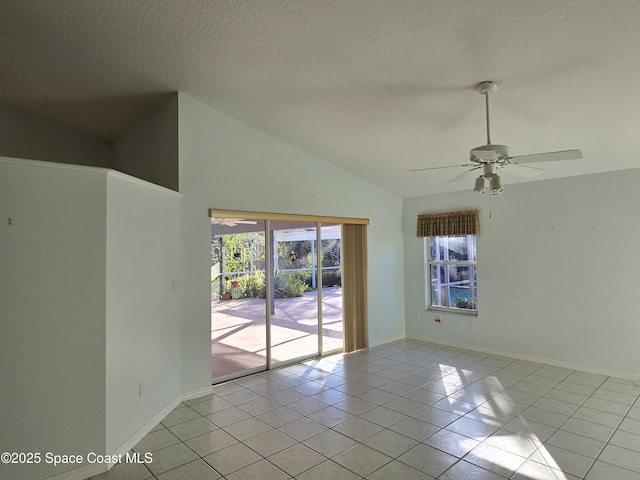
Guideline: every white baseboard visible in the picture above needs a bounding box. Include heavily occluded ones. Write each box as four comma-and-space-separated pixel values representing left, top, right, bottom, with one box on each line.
369, 334, 406, 348
109, 394, 183, 460
182, 385, 214, 402
51, 337, 638, 480
406, 334, 640, 382
46, 392, 190, 480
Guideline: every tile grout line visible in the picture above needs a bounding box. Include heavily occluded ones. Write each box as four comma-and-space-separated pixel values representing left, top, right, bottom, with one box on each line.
97, 340, 640, 480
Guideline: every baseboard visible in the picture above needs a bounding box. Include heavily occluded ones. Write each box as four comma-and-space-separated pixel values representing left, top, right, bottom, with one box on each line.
110, 388, 217, 458
369, 334, 406, 348
406, 334, 640, 382
46, 394, 182, 480
109, 394, 183, 461
182, 385, 214, 402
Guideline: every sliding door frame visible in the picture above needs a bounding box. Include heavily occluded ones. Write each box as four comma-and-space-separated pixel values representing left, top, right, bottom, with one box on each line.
209, 209, 369, 226
210, 209, 369, 381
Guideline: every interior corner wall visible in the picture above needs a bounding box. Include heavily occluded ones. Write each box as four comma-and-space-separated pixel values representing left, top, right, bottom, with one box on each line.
403, 168, 640, 377
0, 158, 107, 480
105, 172, 182, 454
0, 105, 112, 167
177, 93, 405, 392
113, 94, 179, 191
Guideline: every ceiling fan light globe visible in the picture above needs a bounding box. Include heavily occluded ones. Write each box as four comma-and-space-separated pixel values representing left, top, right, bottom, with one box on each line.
473, 176, 485, 193
490, 174, 503, 195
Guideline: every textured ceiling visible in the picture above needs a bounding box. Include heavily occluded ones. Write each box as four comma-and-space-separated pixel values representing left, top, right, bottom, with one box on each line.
1, 0, 640, 197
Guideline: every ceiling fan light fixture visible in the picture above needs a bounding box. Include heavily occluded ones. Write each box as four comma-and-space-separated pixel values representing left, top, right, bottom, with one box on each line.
473, 176, 485, 193
409, 81, 582, 197
490, 174, 503, 195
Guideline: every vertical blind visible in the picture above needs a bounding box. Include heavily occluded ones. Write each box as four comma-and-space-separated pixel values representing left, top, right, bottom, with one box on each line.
342, 223, 368, 353
417, 210, 480, 237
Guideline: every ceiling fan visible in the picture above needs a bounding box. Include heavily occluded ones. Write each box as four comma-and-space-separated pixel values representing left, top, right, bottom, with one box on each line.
411, 81, 583, 195
210, 217, 258, 227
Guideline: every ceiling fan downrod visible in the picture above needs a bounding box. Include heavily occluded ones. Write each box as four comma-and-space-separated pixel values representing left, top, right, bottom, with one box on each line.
477, 81, 498, 146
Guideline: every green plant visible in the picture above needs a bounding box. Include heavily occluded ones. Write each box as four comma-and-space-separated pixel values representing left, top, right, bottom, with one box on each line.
253, 270, 287, 299
212, 233, 267, 278
285, 273, 308, 297
236, 274, 261, 298
272, 271, 290, 298
298, 271, 314, 289
251, 270, 309, 299
455, 297, 477, 309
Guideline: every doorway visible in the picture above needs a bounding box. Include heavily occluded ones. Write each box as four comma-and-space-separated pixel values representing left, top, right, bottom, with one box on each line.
210, 213, 351, 383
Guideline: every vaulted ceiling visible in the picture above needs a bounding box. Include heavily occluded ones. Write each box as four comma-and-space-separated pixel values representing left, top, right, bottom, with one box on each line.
2, 0, 640, 197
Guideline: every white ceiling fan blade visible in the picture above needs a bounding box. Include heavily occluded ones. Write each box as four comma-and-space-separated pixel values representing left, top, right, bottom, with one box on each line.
509, 149, 583, 164
504, 163, 545, 178
446, 166, 482, 184
211, 217, 257, 226
410, 163, 475, 173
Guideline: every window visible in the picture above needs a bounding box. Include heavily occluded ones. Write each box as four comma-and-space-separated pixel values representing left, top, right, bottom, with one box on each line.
426, 235, 477, 313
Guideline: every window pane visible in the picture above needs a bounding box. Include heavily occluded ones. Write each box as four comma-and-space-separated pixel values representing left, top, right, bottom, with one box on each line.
211, 222, 268, 380
429, 235, 475, 261
321, 223, 343, 353
271, 222, 318, 365
430, 264, 477, 310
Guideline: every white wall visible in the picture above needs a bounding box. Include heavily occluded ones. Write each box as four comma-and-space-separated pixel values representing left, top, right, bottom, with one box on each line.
113, 95, 179, 191
0, 158, 184, 480
0, 158, 107, 480
105, 172, 182, 454
0, 105, 112, 167
403, 168, 640, 378
178, 93, 405, 392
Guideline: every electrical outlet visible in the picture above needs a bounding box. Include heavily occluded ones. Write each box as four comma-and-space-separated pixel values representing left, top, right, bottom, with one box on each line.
139, 381, 145, 397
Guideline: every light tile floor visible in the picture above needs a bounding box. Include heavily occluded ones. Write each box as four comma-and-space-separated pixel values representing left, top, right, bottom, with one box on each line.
91, 340, 640, 479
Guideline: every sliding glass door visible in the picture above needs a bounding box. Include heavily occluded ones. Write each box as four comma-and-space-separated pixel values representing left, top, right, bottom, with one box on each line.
210, 212, 357, 384
210, 219, 267, 381
320, 223, 343, 353
270, 221, 319, 365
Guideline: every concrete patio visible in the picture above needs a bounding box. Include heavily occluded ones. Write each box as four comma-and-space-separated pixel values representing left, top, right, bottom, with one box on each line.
211, 287, 343, 380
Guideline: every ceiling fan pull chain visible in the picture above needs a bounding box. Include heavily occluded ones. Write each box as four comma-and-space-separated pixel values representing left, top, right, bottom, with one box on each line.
489, 190, 493, 219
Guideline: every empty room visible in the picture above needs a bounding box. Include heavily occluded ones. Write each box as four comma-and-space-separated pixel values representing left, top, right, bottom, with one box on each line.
1, 1, 640, 480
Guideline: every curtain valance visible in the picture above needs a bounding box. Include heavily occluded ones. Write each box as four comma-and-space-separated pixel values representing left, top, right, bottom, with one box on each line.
417, 209, 480, 237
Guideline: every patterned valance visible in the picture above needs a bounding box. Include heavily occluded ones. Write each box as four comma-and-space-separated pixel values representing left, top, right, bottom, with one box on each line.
417, 210, 480, 237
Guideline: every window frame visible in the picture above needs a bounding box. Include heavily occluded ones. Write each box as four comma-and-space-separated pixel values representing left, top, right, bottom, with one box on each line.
424, 235, 478, 315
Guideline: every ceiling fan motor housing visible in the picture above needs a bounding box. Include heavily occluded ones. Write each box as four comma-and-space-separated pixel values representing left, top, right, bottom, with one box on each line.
470, 144, 509, 163
470, 144, 509, 162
